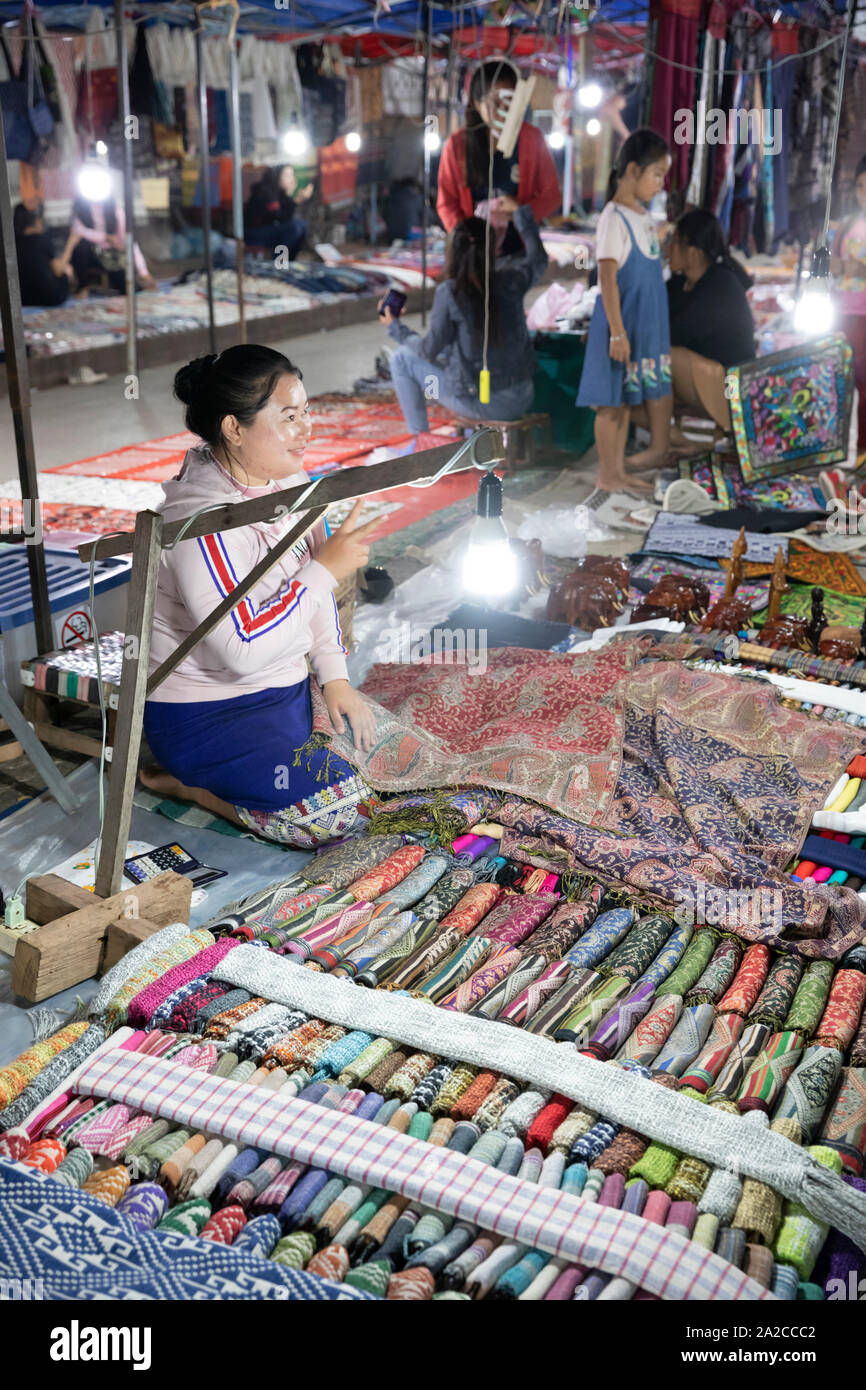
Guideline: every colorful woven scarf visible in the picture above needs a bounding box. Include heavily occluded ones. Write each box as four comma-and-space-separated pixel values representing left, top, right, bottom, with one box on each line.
346, 845, 426, 903
736, 1031, 804, 1115
813, 970, 866, 1052
301, 833, 405, 888
678, 1012, 746, 1094
685, 938, 743, 1006
471, 892, 558, 948
819, 1068, 866, 1175
656, 930, 719, 998
597, 914, 674, 984
749, 955, 805, 1030
717, 944, 772, 1016
774, 1045, 845, 1142
783, 960, 835, 1037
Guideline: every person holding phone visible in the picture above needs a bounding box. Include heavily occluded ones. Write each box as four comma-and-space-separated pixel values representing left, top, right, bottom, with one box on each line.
140, 344, 380, 848
380, 203, 548, 449
244, 164, 312, 258
437, 59, 560, 255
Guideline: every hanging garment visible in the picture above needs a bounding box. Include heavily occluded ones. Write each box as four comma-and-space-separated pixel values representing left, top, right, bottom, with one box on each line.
769, 22, 798, 248
684, 31, 715, 209
648, 0, 702, 196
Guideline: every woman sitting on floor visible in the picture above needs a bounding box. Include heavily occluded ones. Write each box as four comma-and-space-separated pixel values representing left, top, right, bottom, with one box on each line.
382, 204, 548, 450
14, 203, 79, 307
663, 209, 755, 445
140, 345, 379, 847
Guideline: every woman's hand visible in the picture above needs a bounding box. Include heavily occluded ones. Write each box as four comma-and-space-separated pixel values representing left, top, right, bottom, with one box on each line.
324, 679, 377, 751
377, 295, 395, 324
316, 499, 380, 582
494, 195, 519, 218
609, 331, 630, 364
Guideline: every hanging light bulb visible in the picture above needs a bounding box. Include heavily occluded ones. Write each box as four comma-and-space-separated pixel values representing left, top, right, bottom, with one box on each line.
461, 472, 519, 600
793, 245, 835, 336
547, 130, 566, 150
424, 121, 441, 154
77, 150, 111, 202
578, 81, 603, 109
345, 130, 362, 153
586, 118, 602, 137
283, 126, 310, 157
95, 140, 108, 156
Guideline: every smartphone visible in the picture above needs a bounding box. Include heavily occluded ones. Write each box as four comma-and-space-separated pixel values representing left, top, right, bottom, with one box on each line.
379, 289, 407, 318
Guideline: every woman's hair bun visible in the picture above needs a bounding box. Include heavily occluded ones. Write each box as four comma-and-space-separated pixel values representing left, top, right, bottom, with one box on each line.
173, 354, 217, 406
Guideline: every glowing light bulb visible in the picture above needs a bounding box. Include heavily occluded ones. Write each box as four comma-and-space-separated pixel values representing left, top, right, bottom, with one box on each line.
547, 130, 566, 150
460, 472, 518, 600
77, 162, 111, 201
345, 130, 362, 153
586, 118, 602, 136
95, 140, 108, 156
793, 283, 834, 336
283, 128, 310, 157
578, 82, 603, 109
424, 127, 441, 154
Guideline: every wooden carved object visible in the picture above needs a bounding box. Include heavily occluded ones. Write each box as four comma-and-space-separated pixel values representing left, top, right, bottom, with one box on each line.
546, 572, 622, 628
723, 526, 748, 600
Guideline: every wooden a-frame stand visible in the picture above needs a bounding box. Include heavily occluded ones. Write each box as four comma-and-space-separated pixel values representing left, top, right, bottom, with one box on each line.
76, 430, 504, 898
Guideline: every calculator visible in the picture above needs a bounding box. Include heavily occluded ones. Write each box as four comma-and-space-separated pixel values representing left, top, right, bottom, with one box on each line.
123, 843, 227, 888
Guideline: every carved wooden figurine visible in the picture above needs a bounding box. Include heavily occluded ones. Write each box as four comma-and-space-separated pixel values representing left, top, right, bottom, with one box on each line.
723, 526, 748, 600
807, 588, 826, 654
632, 573, 710, 624
759, 548, 809, 650
546, 571, 622, 629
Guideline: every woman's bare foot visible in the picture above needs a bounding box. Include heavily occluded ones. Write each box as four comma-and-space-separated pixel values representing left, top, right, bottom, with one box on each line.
139, 763, 245, 827
624, 446, 669, 472
596, 467, 655, 496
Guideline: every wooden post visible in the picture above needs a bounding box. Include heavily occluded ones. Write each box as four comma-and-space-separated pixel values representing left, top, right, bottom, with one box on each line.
95, 510, 164, 897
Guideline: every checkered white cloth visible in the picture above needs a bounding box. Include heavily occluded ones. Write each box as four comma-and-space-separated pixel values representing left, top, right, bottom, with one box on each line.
75, 1047, 773, 1302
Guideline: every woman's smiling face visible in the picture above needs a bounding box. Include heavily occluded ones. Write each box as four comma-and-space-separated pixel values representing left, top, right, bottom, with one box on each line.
226, 372, 313, 483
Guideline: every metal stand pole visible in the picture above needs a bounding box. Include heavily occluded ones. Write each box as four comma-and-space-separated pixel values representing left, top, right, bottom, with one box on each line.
114, 0, 138, 383
420, 1, 432, 326
0, 109, 53, 654
196, 24, 217, 354
227, 31, 246, 344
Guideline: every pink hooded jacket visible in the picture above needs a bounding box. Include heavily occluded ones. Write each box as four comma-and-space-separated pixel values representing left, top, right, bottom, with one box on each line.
147, 444, 348, 703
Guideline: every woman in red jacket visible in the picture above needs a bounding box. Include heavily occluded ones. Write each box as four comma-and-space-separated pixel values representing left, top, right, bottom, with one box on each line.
437, 59, 561, 254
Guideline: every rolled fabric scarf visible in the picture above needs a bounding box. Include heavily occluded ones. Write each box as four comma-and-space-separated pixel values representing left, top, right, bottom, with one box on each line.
685, 938, 743, 1007
436, 882, 504, 936
115, 1182, 168, 1230
656, 929, 719, 999
468, 952, 552, 1022
0, 1022, 90, 1112
783, 960, 835, 1038
325, 911, 416, 976
87, 921, 190, 1019
736, 1031, 804, 1115
338, 1038, 396, 1087
236, 885, 334, 939
775, 1145, 844, 1280
354, 915, 442, 988
774, 1045, 845, 1142
819, 1068, 866, 1175
280, 902, 376, 962
301, 833, 405, 888
617, 993, 684, 1067
679, 1012, 746, 1094
560, 908, 634, 972
439, 947, 523, 1013
409, 869, 479, 926
850, 1009, 866, 1069
474, 1078, 522, 1132
416, 936, 499, 1002
365, 852, 450, 913
345, 845, 426, 902
814, 1173, 866, 1294
127, 938, 240, 1029
747, 953, 805, 1030
596, 914, 674, 984
0, 1025, 108, 1134
524, 893, 603, 959
635, 921, 694, 990
383, 885, 502, 992
167, 980, 230, 1034
717, 944, 772, 1016
523, 968, 605, 1038
105, 930, 215, 1027
708, 1023, 770, 1103
195, 989, 250, 1030
585, 980, 657, 1061
553, 978, 631, 1044
82, 1164, 131, 1207
471, 892, 558, 948
261, 893, 358, 947
813, 969, 866, 1052
498, 959, 574, 1029
653, 1004, 717, 1076
841, 943, 866, 975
